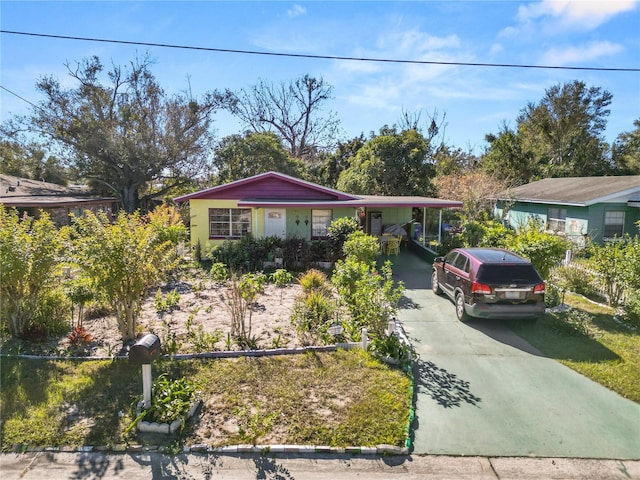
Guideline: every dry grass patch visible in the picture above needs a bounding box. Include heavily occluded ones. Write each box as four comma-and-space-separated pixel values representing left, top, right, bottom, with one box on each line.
1, 350, 412, 451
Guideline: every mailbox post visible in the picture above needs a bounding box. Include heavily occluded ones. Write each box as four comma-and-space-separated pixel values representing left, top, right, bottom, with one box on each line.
129, 333, 161, 409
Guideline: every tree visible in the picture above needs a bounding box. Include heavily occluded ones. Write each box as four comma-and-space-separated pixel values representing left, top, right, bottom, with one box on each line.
433, 144, 478, 178
227, 75, 341, 160
612, 119, 640, 174
67, 209, 177, 342
311, 134, 365, 188
0, 138, 69, 184
481, 124, 535, 185
0, 206, 66, 337
212, 131, 305, 184
434, 170, 508, 222
20, 55, 230, 212
517, 80, 613, 178
336, 127, 435, 196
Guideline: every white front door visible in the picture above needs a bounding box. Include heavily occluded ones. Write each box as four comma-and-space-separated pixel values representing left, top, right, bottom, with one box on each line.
264, 209, 286, 239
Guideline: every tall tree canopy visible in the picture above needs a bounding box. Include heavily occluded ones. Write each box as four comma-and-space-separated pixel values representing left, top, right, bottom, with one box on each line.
212, 131, 305, 184
519, 80, 612, 178
0, 139, 69, 185
482, 80, 614, 182
336, 127, 436, 196
612, 119, 640, 175
227, 75, 341, 161
16, 55, 230, 212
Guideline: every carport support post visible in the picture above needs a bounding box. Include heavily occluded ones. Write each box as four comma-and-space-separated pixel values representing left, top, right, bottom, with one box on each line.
142, 364, 152, 409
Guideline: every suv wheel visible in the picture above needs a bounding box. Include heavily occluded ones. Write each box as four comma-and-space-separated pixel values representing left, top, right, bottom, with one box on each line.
455, 292, 469, 322
431, 270, 442, 295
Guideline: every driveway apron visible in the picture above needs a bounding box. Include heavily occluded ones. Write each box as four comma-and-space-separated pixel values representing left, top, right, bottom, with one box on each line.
390, 250, 640, 459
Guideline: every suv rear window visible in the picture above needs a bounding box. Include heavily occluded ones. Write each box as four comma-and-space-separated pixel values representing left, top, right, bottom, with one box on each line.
476, 264, 542, 284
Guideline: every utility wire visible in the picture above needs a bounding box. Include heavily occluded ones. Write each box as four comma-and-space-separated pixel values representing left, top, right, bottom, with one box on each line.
1, 85, 40, 110
2, 29, 639, 72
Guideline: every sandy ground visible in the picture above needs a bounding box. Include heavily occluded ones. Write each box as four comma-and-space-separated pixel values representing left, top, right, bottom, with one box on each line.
68, 278, 305, 357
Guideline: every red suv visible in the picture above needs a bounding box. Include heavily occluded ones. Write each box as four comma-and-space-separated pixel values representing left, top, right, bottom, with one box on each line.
431, 248, 546, 321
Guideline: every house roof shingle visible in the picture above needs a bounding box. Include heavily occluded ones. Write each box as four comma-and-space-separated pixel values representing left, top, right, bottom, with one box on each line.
497, 176, 640, 206
0, 174, 117, 208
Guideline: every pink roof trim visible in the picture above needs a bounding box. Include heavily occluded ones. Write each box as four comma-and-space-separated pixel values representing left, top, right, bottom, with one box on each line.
174, 171, 359, 203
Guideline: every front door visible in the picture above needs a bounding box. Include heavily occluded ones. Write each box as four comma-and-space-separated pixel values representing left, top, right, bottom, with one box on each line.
264, 209, 286, 239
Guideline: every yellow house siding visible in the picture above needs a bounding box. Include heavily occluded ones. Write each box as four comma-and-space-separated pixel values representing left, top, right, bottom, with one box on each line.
188, 202, 359, 247
189, 199, 242, 249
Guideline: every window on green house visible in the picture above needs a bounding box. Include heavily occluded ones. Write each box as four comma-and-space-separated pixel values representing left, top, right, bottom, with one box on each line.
547, 207, 567, 233
209, 208, 252, 238
312, 209, 332, 238
603, 211, 625, 239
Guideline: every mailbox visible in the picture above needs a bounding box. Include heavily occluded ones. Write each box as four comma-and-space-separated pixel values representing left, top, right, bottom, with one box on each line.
129, 333, 161, 364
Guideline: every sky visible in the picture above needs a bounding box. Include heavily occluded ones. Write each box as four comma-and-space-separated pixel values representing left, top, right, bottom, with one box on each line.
1, 0, 639, 154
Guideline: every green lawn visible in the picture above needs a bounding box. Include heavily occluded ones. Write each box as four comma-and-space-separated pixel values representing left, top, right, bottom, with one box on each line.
0, 350, 412, 451
508, 294, 640, 403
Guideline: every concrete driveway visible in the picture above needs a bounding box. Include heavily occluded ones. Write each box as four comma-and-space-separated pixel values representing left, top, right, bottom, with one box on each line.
391, 250, 640, 459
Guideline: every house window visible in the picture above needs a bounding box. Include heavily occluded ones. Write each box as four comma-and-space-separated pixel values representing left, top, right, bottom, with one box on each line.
547, 208, 567, 233
209, 208, 252, 238
311, 209, 332, 238
603, 211, 625, 239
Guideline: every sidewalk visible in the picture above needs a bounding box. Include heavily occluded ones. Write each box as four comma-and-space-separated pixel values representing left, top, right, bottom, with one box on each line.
2, 451, 639, 479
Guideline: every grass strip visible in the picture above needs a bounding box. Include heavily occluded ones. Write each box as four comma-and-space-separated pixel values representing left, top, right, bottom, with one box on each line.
0, 349, 412, 451
508, 294, 640, 403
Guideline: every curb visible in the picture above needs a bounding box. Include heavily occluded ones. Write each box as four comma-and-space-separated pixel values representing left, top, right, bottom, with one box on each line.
14, 443, 409, 456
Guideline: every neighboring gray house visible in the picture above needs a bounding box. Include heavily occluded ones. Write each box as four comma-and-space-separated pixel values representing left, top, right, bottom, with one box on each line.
0, 174, 119, 225
495, 176, 640, 245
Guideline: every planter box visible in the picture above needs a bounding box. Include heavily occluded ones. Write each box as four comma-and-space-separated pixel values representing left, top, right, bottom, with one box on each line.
136, 398, 202, 434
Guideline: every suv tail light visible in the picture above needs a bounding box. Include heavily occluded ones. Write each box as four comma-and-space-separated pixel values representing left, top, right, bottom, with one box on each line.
472, 281, 492, 294
533, 282, 546, 294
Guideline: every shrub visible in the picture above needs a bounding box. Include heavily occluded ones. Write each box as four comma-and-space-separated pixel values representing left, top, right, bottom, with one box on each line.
507, 218, 570, 279
34, 287, 72, 336
550, 264, 598, 299
370, 333, 415, 367
154, 288, 181, 313
224, 272, 266, 341
621, 295, 640, 329
210, 262, 229, 282
552, 309, 593, 338
270, 269, 295, 287
342, 231, 379, 265
64, 276, 95, 328
298, 269, 329, 294
478, 220, 515, 248
309, 240, 332, 262
544, 282, 562, 308
0, 207, 63, 338
327, 217, 359, 261
282, 237, 311, 270
140, 374, 199, 426
208, 240, 249, 272
586, 240, 628, 306
332, 259, 404, 336
291, 290, 338, 344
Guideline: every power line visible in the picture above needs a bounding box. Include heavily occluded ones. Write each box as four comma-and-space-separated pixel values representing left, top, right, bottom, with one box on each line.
0, 84, 40, 110
2, 29, 639, 73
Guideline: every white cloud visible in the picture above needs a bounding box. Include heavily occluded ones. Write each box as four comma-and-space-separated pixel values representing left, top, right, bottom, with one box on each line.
540, 41, 624, 65
287, 4, 306, 18
516, 0, 637, 30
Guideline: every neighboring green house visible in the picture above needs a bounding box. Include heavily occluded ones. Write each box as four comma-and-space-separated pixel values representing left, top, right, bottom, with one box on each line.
495, 176, 640, 245
174, 171, 461, 252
